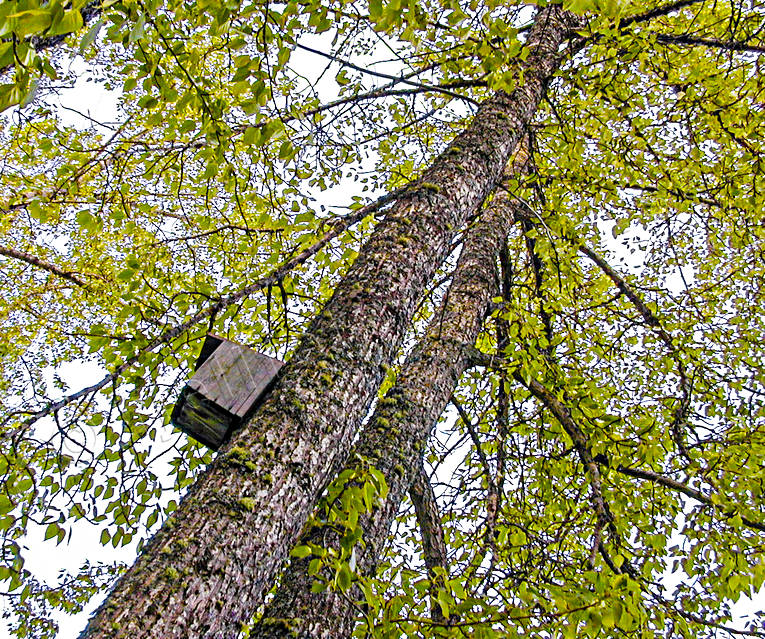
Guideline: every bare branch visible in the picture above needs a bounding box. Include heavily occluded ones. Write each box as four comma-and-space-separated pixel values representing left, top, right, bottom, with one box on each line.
656, 33, 765, 54
0, 245, 89, 288
294, 42, 481, 106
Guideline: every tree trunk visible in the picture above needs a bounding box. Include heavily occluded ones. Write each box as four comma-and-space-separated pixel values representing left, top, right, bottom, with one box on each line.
80, 7, 581, 638
256, 150, 529, 638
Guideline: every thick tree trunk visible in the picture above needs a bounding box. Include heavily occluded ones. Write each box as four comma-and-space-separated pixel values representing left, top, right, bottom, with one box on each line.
80, 7, 581, 638
257, 150, 529, 638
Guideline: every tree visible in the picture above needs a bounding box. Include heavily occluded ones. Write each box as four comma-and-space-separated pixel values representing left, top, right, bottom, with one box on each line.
0, 0, 763, 638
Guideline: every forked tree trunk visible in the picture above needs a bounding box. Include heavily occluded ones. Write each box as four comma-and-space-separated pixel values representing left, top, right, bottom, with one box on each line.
80, 7, 581, 638
257, 148, 529, 639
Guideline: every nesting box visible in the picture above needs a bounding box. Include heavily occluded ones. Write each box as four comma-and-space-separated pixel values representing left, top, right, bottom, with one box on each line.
171, 335, 283, 450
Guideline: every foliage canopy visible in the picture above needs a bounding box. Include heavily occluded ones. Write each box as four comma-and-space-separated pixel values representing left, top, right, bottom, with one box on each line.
0, 0, 764, 636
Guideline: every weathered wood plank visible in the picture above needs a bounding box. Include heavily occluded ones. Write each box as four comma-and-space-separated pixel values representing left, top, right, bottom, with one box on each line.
230, 354, 282, 417
194, 334, 224, 371
172, 337, 283, 449
187, 342, 282, 418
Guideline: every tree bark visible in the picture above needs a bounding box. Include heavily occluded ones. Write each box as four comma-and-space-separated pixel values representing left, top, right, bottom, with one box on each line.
409, 460, 451, 624
80, 7, 582, 638
256, 149, 530, 638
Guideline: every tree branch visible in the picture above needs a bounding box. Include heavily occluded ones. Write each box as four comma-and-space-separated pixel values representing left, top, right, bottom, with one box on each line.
506, 192, 696, 464
294, 42, 481, 105
514, 372, 621, 570
0, 2, 102, 77
409, 460, 451, 625
1, 190, 402, 436
451, 396, 497, 494
0, 245, 89, 288
578, 244, 693, 461
620, 0, 705, 28
468, 344, 765, 536
611, 464, 765, 533
656, 33, 765, 54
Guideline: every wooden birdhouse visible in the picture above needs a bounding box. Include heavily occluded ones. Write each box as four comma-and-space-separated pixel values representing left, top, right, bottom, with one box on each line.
171, 335, 283, 450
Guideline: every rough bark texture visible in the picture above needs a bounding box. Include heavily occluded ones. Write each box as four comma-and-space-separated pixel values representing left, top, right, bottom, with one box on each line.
409, 460, 451, 624
256, 150, 530, 638
80, 7, 582, 638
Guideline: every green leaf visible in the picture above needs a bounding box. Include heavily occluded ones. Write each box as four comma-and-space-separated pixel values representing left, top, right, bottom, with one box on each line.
243, 126, 258, 146
436, 591, 450, 619
44, 522, 59, 541
0, 496, 14, 516
602, 599, 622, 628
76, 209, 98, 231
79, 17, 104, 53
128, 14, 146, 43
0, 82, 23, 112
0, 42, 13, 69
48, 9, 83, 36
278, 141, 294, 160
310, 580, 326, 593
276, 47, 290, 68
10, 10, 52, 38
335, 563, 352, 592
291, 545, 312, 559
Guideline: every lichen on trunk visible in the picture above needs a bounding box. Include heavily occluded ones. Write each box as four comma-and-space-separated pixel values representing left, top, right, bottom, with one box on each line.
256, 150, 534, 639
79, 7, 583, 638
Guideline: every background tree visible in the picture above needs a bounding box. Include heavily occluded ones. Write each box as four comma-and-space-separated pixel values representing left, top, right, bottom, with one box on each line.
0, 0, 763, 637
